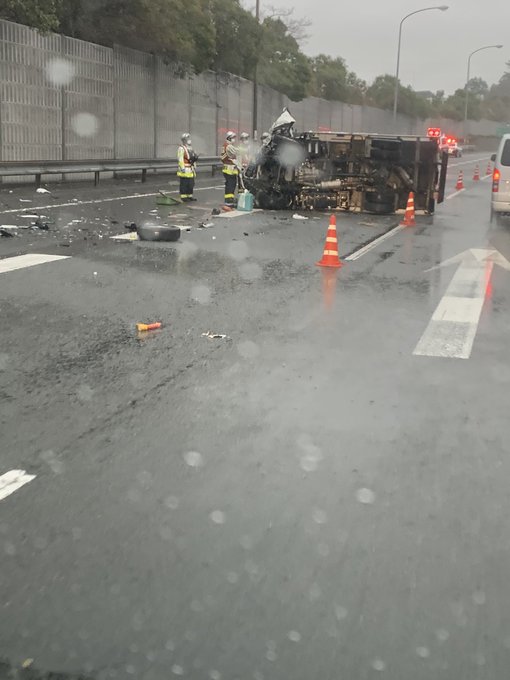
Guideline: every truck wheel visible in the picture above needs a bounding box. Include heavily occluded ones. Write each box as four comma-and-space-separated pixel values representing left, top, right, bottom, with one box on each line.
363, 192, 395, 215
256, 190, 291, 211
137, 224, 181, 241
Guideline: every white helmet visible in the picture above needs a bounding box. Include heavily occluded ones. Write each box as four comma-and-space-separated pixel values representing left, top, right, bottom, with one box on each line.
261, 132, 270, 141
226, 131, 236, 141
240, 132, 249, 141
181, 133, 191, 143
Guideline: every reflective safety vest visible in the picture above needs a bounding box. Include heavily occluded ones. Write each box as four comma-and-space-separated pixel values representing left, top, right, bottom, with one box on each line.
177, 144, 196, 178
221, 142, 238, 175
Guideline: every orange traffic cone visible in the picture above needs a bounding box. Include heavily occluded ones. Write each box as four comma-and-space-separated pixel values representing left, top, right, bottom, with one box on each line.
473, 165, 480, 181
400, 192, 416, 227
316, 215, 343, 268
486, 161, 492, 176
456, 171, 464, 191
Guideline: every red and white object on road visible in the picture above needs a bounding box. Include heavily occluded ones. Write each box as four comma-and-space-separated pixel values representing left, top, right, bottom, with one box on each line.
456, 171, 464, 191
400, 192, 416, 227
473, 165, 480, 181
316, 215, 343, 268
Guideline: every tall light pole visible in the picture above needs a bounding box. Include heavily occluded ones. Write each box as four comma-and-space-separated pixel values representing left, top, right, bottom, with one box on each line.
252, 0, 260, 139
464, 44, 503, 142
393, 5, 449, 125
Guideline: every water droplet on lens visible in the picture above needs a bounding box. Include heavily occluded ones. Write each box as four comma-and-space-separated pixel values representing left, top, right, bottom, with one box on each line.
172, 664, 184, 675
372, 659, 386, 672
183, 451, 204, 468
473, 590, 486, 605
436, 629, 450, 643
416, 647, 430, 659
164, 496, 179, 509
210, 510, 226, 525
356, 487, 375, 504
312, 508, 327, 524
334, 605, 348, 620
287, 630, 301, 642
71, 112, 98, 138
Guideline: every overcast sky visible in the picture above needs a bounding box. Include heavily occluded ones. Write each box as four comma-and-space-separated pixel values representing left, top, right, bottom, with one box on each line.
258, 0, 508, 94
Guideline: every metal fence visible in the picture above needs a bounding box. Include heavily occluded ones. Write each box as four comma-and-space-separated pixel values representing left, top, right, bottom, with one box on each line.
0, 18, 504, 177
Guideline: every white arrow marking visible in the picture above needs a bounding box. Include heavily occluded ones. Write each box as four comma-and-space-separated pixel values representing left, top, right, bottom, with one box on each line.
0, 253, 70, 275
414, 248, 510, 359
0, 470, 36, 502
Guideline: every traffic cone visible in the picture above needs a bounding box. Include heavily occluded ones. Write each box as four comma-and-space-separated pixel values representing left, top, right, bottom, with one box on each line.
473, 165, 480, 181
486, 161, 492, 176
400, 192, 416, 227
456, 171, 464, 191
316, 215, 343, 268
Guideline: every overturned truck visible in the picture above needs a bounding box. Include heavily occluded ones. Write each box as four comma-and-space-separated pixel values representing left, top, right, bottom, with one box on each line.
244, 109, 448, 214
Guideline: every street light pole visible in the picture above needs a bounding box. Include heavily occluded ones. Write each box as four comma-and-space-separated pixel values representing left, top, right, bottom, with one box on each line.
252, 0, 260, 140
464, 44, 503, 143
393, 5, 449, 126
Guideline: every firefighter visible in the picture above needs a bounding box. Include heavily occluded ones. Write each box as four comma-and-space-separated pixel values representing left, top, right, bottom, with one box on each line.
177, 133, 197, 202
221, 131, 239, 208
239, 132, 251, 169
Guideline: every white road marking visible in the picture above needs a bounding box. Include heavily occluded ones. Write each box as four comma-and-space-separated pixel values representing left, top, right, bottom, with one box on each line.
414, 248, 510, 359
446, 188, 466, 200
345, 225, 404, 262
110, 233, 138, 241
0, 470, 36, 501
0, 185, 223, 215
449, 157, 489, 168
0, 253, 70, 274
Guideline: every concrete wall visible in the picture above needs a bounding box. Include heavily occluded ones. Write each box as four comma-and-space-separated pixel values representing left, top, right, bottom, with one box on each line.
0, 18, 505, 174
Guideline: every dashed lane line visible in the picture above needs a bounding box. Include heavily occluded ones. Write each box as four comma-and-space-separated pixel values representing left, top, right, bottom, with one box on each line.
0, 470, 36, 502
449, 156, 490, 168
0, 185, 223, 215
0, 253, 70, 274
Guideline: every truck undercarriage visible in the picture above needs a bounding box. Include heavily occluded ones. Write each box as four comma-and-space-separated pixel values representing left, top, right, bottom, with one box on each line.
244, 110, 448, 214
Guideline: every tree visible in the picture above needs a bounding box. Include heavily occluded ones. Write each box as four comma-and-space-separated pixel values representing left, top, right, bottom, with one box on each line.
1, 0, 61, 32
467, 77, 488, 98
308, 55, 348, 101
210, 0, 260, 79
257, 17, 311, 100
262, 5, 311, 44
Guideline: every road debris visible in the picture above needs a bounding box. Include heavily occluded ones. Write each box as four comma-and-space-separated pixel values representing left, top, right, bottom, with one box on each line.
36, 187, 50, 194
137, 322, 162, 332
198, 222, 214, 229
19, 199, 32, 203
124, 222, 138, 231
292, 213, 309, 220
0, 229, 14, 238
211, 208, 221, 216
137, 224, 181, 242
202, 331, 230, 340
32, 219, 49, 230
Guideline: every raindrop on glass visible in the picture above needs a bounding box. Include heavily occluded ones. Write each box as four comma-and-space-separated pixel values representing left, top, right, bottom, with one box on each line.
317, 542, 330, 557
436, 629, 450, 643
238, 262, 262, 282
473, 590, 486, 605
210, 510, 226, 525
227, 571, 239, 584
209, 672, 222, 680
372, 659, 386, 672
45, 58, 75, 86
287, 630, 301, 642
312, 508, 327, 524
309, 583, 321, 601
335, 605, 348, 621
237, 340, 260, 360
0, 353, 9, 371
71, 112, 99, 138
164, 496, 179, 510
183, 451, 204, 468
356, 488, 375, 505
172, 665, 184, 675
191, 284, 212, 305
416, 647, 430, 659
265, 649, 277, 662
228, 240, 249, 261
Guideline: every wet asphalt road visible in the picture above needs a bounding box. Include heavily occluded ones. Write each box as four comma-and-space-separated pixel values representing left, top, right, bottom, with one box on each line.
2, 154, 510, 680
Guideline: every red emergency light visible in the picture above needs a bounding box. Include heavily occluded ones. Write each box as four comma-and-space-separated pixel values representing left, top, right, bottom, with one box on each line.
427, 127, 441, 138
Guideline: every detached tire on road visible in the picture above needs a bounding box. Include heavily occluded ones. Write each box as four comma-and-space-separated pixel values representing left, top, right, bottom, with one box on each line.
137, 225, 181, 242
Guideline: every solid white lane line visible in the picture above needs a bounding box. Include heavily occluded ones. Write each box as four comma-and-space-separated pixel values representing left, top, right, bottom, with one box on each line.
413, 260, 493, 359
449, 157, 489, 168
0, 470, 36, 502
0, 253, 70, 274
0, 185, 223, 215
345, 225, 404, 262
446, 188, 466, 200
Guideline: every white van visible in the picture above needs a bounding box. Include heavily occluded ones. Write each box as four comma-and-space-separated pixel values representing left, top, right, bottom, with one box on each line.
491, 134, 510, 221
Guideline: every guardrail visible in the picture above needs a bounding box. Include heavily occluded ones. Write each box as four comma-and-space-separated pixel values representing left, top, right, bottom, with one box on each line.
0, 156, 221, 187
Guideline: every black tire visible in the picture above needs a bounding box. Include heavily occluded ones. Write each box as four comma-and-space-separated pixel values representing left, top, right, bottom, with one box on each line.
255, 190, 291, 211
137, 224, 181, 242
363, 191, 395, 215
